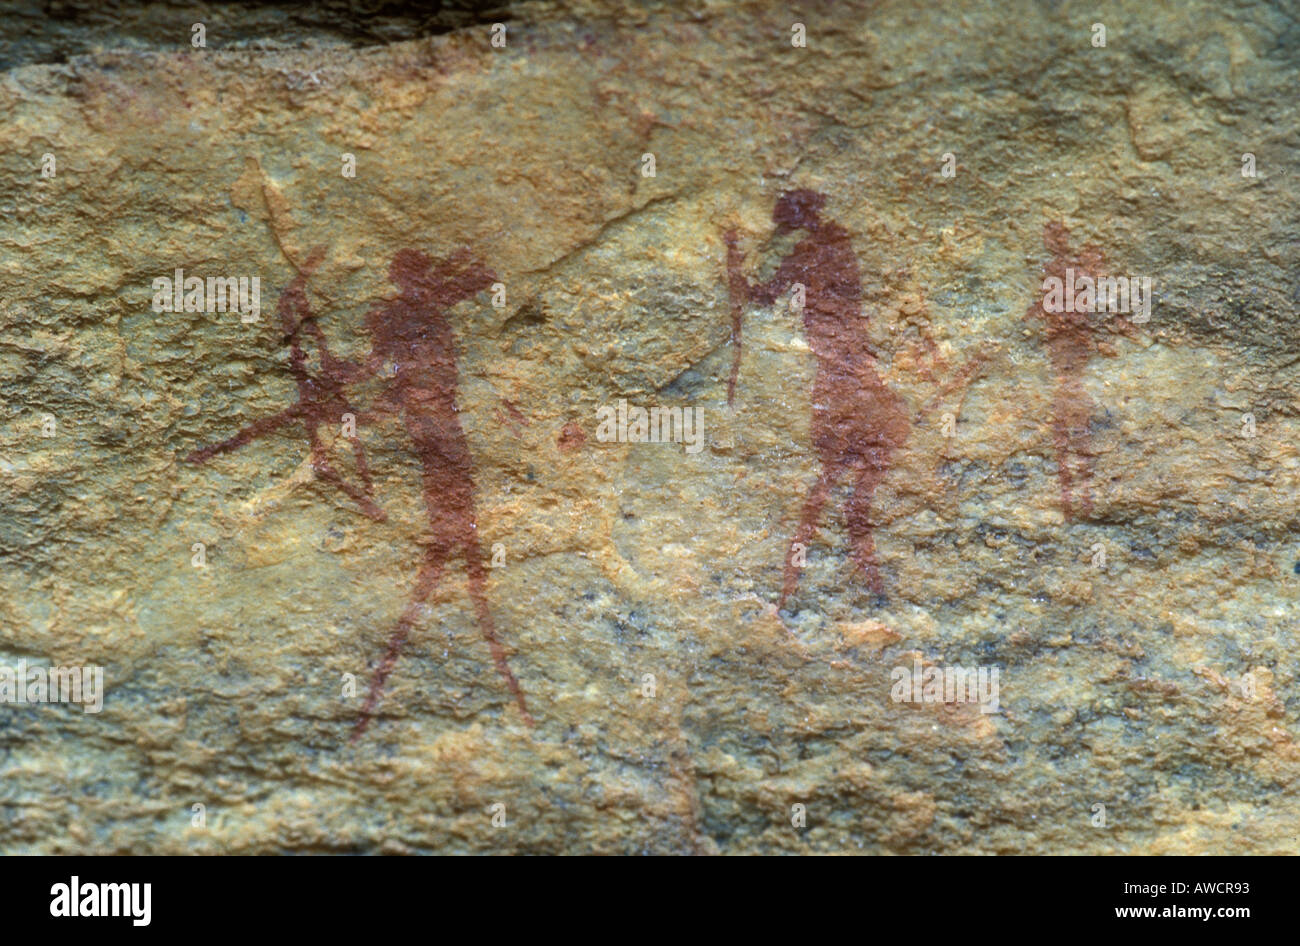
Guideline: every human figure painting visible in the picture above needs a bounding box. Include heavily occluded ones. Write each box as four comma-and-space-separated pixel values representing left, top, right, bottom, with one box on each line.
725, 189, 910, 605
187, 247, 532, 741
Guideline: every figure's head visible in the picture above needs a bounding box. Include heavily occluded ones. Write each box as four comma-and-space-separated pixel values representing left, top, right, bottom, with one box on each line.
772, 188, 827, 233
387, 247, 497, 305
368, 248, 497, 346
388, 248, 434, 290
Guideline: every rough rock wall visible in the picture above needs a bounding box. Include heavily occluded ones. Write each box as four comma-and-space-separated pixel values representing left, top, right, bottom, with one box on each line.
0, 0, 1297, 854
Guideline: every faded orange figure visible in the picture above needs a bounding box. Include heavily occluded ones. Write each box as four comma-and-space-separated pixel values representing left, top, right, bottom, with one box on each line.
1027, 222, 1138, 521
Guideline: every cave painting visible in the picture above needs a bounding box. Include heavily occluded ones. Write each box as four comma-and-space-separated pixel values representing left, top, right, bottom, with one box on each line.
1027, 221, 1140, 521
185, 244, 386, 523
726, 189, 991, 607
187, 247, 532, 739
349, 249, 532, 738
725, 189, 911, 604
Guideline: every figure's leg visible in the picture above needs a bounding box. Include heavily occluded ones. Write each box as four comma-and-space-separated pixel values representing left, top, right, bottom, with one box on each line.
185, 404, 301, 463
779, 464, 837, 610
1054, 381, 1095, 522
846, 449, 892, 596
1052, 401, 1075, 521
1071, 426, 1095, 520
463, 537, 534, 727
352, 547, 448, 741
347, 430, 378, 503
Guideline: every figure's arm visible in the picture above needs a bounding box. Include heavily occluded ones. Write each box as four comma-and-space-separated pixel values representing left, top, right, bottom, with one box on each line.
278, 283, 308, 336
315, 298, 394, 386
185, 404, 302, 463
722, 229, 799, 406
276, 244, 326, 336
748, 253, 800, 307
724, 229, 799, 305
319, 344, 385, 386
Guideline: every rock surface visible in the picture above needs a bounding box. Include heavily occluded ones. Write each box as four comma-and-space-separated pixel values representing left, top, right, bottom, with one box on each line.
0, 0, 1297, 854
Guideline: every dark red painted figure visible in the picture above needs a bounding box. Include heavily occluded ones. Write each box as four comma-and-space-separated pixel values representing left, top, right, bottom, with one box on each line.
187, 248, 531, 739
726, 190, 910, 605
1027, 222, 1136, 521
347, 248, 532, 739
186, 244, 385, 522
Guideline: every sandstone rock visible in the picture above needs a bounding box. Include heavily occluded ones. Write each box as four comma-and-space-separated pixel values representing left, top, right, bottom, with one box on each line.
0, 0, 1296, 854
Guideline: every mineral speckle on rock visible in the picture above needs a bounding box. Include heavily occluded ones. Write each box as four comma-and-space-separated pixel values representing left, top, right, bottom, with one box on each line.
0, 0, 1297, 854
